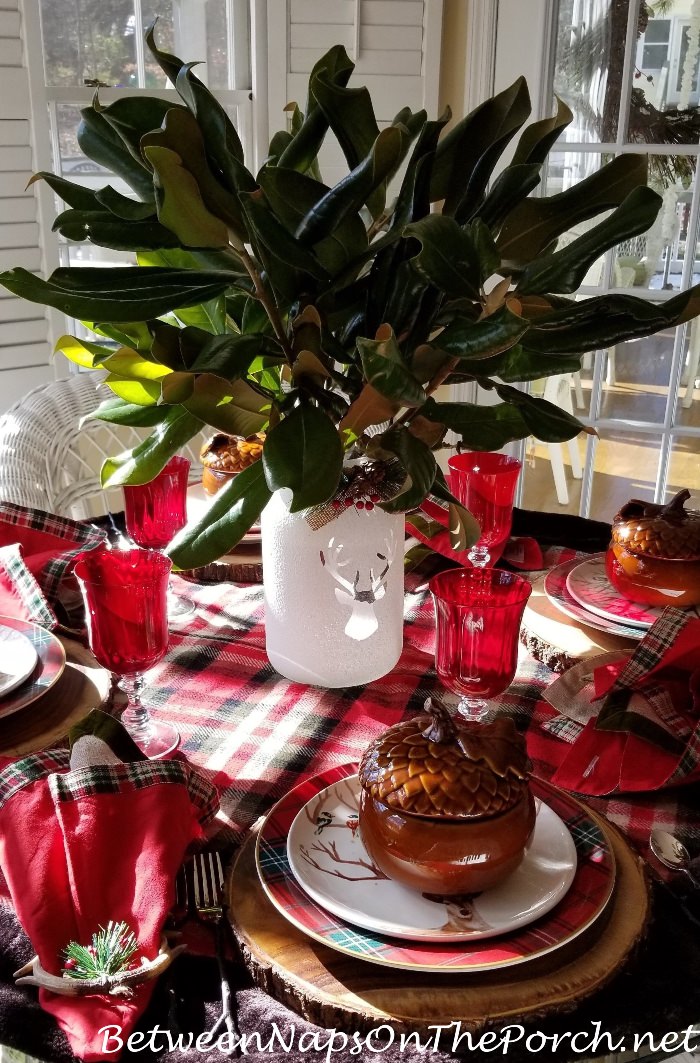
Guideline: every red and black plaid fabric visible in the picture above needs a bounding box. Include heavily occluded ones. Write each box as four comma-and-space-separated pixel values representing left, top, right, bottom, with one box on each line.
154, 575, 699, 869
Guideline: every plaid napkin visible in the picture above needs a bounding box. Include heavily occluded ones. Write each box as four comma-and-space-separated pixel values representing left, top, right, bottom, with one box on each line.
0, 502, 105, 627
543, 608, 700, 795
0, 711, 219, 1061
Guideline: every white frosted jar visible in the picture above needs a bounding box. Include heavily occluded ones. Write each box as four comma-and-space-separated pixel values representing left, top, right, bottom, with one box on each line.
261, 489, 404, 687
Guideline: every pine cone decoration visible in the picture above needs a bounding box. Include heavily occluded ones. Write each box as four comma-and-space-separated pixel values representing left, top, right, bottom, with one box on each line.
611, 490, 700, 561
200, 432, 266, 474
359, 700, 531, 820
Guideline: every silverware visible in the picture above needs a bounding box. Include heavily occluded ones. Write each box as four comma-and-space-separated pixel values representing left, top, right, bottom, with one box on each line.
191, 851, 240, 1054
650, 829, 700, 888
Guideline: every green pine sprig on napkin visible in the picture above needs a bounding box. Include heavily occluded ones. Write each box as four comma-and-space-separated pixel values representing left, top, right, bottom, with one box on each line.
62, 921, 138, 980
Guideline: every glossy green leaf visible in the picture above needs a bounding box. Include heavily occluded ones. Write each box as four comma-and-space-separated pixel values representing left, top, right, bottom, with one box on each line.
357, 328, 426, 407
430, 77, 531, 221
101, 407, 203, 487
469, 344, 583, 382
143, 145, 230, 248
277, 46, 355, 173
96, 95, 177, 164
477, 164, 541, 233
85, 397, 172, 428
176, 374, 269, 436
85, 320, 154, 353
375, 425, 436, 511
516, 186, 662, 295
430, 470, 481, 551
240, 191, 330, 280
437, 305, 529, 360
421, 396, 531, 448
168, 461, 271, 569
497, 153, 649, 263
494, 383, 589, 441
295, 126, 410, 242
54, 334, 115, 369
511, 97, 573, 165
77, 103, 154, 202
257, 166, 368, 275
262, 404, 343, 512
0, 266, 240, 321
53, 208, 181, 251
27, 172, 100, 211
405, 215, 482, 298
94, 186, 157, 221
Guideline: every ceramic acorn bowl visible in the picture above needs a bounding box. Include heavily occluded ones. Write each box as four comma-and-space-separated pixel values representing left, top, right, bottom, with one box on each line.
200, 432, 265, 496
358, 700, 536, 895
606, 489, 700, 607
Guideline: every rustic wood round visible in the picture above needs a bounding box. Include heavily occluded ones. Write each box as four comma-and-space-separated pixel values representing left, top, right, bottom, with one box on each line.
226, 807, 650, 1035
0, 636, 111, 757
521, 573, 638, 672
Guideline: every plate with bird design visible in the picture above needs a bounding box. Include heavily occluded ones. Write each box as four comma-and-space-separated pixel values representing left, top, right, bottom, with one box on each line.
255, 764, 616, 972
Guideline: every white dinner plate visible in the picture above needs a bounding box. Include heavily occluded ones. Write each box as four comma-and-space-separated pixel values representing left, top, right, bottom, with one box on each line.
287, 776, 578, 943
0, 625, 38, 698
566, 555, 668, 630
544, 557, 643, 640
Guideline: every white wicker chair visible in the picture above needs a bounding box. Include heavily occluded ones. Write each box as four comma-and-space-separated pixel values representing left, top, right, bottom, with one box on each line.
0, 373, 206, 519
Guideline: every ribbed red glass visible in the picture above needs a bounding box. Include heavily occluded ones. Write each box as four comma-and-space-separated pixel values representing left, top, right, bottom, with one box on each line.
124, 456, 190, 550
448, 452, 522, 564
74, 544, 170, 676
430, 568, 532, 705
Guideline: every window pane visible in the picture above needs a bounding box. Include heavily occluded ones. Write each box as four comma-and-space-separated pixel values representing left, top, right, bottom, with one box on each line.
40, 0, 137, 88
520, 427, 586, 516
589, 429, 661, 519
205, 0, 229, 89
142, 2, 175, 88
552, 0, 629, 143
628, 6, 700, 143
598, 329, 674, 424
667, 434, 700, 506
612, 165, 698, 293
675, 320, 700, 423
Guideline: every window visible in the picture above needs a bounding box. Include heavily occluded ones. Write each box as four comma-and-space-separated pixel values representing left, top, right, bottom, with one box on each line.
22, 0, 252, 330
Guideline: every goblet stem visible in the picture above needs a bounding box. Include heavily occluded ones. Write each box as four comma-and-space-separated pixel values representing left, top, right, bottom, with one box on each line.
467, 544, 491, 569
457, 696, 490, 722
118, 673, 179, 759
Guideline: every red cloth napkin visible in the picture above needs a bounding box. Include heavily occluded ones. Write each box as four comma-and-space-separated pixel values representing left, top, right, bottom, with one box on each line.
0, 542, 57, 626
550, 608, 700, 795
0, 715, 219, 1060
0, 502, 105, 624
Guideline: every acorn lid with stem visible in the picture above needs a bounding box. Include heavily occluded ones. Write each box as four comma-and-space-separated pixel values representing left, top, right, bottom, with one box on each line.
611, 489, 700, 561
358, 698, 532, 820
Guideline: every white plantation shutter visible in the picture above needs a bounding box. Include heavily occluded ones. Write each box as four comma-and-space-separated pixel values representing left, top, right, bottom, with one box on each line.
0, 0, 52, 414
267, 0, 444, 187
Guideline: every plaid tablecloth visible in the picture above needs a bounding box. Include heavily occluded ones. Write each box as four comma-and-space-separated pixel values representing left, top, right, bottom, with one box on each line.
157, 573, 700, 868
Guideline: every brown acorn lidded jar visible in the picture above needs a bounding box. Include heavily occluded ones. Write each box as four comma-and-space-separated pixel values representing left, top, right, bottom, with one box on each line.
606, 489, 700, 607
358, 700, 536, 895
200, 432, 265, 496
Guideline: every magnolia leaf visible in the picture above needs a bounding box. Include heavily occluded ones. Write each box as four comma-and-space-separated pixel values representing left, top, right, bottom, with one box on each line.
431, 472, 481, 551
86, 397, 171, 428
179, 374, 268, 436
477, 164, 542, 233
77, 102, 154, 202
516, 186, 662, 296
143, 145, 229, 249
262, 405, 343, 512
338, 383, 398, 441
357, 326, 426, 407
405, 215, 482, 299
0, 266, 238, 321
28, 172, 100, 211
375, 424, 436, 511
437, 305, 529, 361
421, 397, 531, 448
54, 334, 114, 369
494, 384, 592, 442
511, 97, 573, 165
169, 461, 271, 569
101, 408, 203, 487
53, 208, 181, 251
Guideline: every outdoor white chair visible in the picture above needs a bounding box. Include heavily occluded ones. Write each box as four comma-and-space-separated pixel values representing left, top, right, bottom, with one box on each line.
0, 373, 206, 520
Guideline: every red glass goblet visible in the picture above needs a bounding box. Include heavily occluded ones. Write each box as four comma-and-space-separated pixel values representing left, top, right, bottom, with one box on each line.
123, 455, 196, 623
430, 568, 532, 722
74, 544, 178, 758
448, 452, 522, 568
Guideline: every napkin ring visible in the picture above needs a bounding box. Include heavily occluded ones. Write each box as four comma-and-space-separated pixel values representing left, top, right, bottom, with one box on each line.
13, 931, 186, 998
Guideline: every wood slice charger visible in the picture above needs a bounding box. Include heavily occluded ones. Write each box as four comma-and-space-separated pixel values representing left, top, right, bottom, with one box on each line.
226, 797, 650, 1036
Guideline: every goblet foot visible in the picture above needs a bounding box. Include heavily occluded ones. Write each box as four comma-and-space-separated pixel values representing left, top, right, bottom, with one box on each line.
119, 674, 180, 759
457, 696, 490, 722
167, 588, 196, 624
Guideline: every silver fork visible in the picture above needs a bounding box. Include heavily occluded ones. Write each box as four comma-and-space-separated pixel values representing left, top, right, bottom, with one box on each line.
191, 851, 240, 1054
